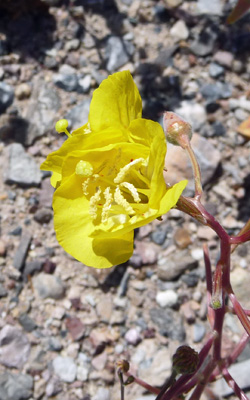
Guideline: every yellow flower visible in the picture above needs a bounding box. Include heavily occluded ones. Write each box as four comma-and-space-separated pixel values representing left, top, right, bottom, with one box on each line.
41, 71, 187, 268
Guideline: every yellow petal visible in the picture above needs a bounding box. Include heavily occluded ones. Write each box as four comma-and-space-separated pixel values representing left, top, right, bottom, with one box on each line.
89, 71, 142, 131
53, 174, 134, 268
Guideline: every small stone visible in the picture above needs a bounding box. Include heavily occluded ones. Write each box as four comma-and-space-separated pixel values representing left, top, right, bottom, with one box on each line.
4, 143, 42, 187
174, 227, 192, 249
157, 250, 198, 281
181, 271, 200, 287
91, 351, 108, 371
23, 259, 44, 278
65, 38, 80, 51
39, 178, 54, 208
65, 316, 85, 341
134, 241, 159, 265
151, 229, 166, 245
0, 284, 7, 298
193, 323, 206, 342
15, 83, 31, 100
150, 308, 185, 341
13, 230, 32, 271
52, 356, 77, 383
196, 0, 223, 15
0, 82, 14, 114
0, 372, 33, 400
77, 365, 89, 381
190, 27, 217, 56
170, 20, 189, 41
93, 387, 110, 400
209, 62, 224, 78
124, 328, 141, 345
156, 290, 178, 308
46, 377, 63, 397
32, 272, 65, 299
48, 337, 63, 351
34, 207, 53, 224
180, 301, 196, 323
105, 36, 134, 72
174, 102, 206, 131
96, 297, 113, 323
78, 74, 92, 93
213, 50, 234, 68
53, 64, 78, 92
18, 313, 37, 332
66, 99, 91, 131
0, 325, 30, 368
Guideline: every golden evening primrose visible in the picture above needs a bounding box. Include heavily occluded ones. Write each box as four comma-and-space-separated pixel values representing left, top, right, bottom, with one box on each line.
41, 71, 187, 268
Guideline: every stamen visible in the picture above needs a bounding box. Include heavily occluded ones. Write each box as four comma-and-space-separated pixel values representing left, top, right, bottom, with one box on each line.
114, 158, 147, 184
82, 178, 90, 195
101, 187, 113, 224
120, 182, 141, 203
55, 119, 71, 138
89, 187, 101, 220
75, 160, 94, 177
114, 187, 135, 215
83, 122, 91, 134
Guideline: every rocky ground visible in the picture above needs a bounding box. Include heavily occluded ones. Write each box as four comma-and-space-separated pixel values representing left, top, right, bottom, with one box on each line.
0, 0, 250, 399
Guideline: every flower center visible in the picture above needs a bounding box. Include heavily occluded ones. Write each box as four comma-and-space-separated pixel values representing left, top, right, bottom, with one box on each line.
76, 157, 149, 225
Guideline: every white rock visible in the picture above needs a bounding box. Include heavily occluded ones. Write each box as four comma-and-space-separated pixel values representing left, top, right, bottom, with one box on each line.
170, 20, 189, 41
52, 356, 77, 383
156, 290, 178, 308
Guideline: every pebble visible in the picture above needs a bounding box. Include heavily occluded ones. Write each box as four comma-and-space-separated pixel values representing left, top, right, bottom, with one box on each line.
18, 313, 37, 332
213, 50, 234, 68
156, 290, 178, 308
4, 143, 42, 187
150, 308, 185, 341
91, 351, 107, 371
209, 62, 224, 78
53, 64, 79, 92
78, 74, 92, 93
173, 227, 192, 249
77, 365, 89, 381
65, 316, 86, 341
0, 325, 30, 368
174, 101, 206, 131
93, 387, 110, 400
0, 372, 33, 400
96, 297, 113, 322
105, 36, 134, 72
66, 99, 91, 131
170, 20, 189, 41
193, 323, 206, 342
0, 82, 14, 114
15, 83, 31, 100
196, 0, 223, 15
32, 272, 65, 300
190, 27, 217, 56
157, 250, 198, 281
0, 284, 7, 298
25, 80, 61, 145
151, 229, 166, 245
124, 328, 141, 345
52, 356, 77, 383
45, 377, 63, 397
13, 230, 32, 271
34, 207, 53, 224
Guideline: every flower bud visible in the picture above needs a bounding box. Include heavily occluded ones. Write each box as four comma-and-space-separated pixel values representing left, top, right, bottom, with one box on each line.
163, 112, 192, 148
172, 345, 199, 375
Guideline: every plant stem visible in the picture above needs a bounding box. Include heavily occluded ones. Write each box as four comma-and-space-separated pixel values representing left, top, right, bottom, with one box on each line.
185, 144, 203, 198
124, 372, 160, 395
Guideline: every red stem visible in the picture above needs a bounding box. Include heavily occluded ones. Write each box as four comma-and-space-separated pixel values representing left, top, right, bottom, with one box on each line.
228, 289, 250, 336
230, 230, 250, 245
220, 365, 250, 400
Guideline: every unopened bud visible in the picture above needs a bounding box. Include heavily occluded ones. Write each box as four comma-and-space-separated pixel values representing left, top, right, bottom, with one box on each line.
172, 345, 199, 375
117, 360, 130, 373
163, 112, 192, 148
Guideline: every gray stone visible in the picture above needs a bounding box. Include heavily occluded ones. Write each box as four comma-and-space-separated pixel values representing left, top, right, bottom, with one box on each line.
48, 337, 63, 351
18, 314, 37, 332
151, 229, 166, 245
4, 143, 42, 187
0, 372, 33, 400
66, 99, 91, 131
105, 36, 134, 72
190, 27, 217, 56
24, 79, 61, 145
0, 82, 14, 114
34, 207, 53, 224
45, 377, 63, 397
0, 325, 30, 368
78, 74, 91, 93
53, 72, 78, 92
213, 359, 250, 396
93, 387, 110, 400
52, 356, 77, 383
193, 323, 206, 342
0, 284, 7, 298
150, 308, 185, 341
13, 230, 32, 271
32, 272, 65, 299
201, 82, 232, 102
23, 259, 44, 278
196, 0, 223, 16
209, 62, 224, 78
157, 250, 198, 281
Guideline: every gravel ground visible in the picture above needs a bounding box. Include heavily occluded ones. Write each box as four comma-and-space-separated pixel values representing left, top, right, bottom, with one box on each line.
0, 1, 250, 399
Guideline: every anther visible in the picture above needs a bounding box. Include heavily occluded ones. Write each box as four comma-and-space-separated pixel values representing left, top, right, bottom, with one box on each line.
55, 119, 71, 138
101, 187, 113, 223
114, 158, 147, 184
120, 182, 141, 203
114, 187, 135, 214
89, 187, 101, 220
